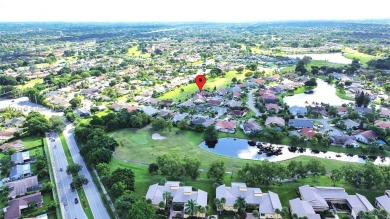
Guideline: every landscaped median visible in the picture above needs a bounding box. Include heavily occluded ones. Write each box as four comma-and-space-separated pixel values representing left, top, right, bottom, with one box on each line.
59, 134, 94, 219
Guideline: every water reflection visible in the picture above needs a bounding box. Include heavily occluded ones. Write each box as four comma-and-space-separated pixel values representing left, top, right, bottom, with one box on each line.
199, 138, 390, 165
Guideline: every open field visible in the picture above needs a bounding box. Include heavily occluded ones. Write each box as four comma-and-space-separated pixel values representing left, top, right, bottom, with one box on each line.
281, 59, 346, 73
16, 78, 43, 89
111, 127, 370, 172
342, 48, 376, 66
159, 70, 248, 101
126, 45, 151, 58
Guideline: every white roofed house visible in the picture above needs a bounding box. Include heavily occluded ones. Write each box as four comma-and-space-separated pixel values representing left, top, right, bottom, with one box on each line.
296, 185, 374, 219
375, 191, 390, 219
145, 181, 208, 218
216, 182, 282, 219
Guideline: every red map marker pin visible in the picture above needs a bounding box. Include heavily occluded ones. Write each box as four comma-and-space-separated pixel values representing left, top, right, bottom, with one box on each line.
195, 75, 206, 92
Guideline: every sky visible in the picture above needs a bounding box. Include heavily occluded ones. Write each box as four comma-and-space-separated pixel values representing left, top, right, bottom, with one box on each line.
1, 0, 390, 22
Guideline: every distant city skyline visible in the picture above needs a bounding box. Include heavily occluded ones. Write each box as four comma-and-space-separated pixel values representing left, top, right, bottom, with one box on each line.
1, 0, 390, 22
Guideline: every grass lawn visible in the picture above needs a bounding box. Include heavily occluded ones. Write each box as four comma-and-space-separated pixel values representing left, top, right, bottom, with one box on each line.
126, 45, 150, 58
108, 158, 383, 214
59, 134, 94, 219
342, 48, 376, 67
336, 88, 355, 101
21, 136, 43, 149
159, 70, 247, 101
16, 78, 43, 89
281, 60, 345, 73
111, 127, 366, 172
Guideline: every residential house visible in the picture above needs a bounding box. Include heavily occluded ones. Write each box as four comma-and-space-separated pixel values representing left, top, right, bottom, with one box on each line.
5, 175, 40, 199
215, 120, 236, 133
0, 140, 24, 152
289, 198, 321, 219
265, 117, 285, 127
288, 119, 314, 129
3, 118, 25, 127
145, 181, 207, 217
192, 94, 207, 104
375, 120, 390, 129
261, 93, 278, 104
141, 106, 159, 116
161, 100, 175, 107
207, 99, 223, 106
216, 88, 228, 96
112, 103, 138, 112
379, 109, 390, 118
300, 128, 316, 139
228, 109, 248, 118
330, 135, 359, 148
144, 98, 160, 106
266, 103, 281, 113
354, 130, 378, 144
337, 107, 348, 116
354, 107, 372, 116
289, 106, 308, 116
298, 185, 374, 219
191, 117, 215, 127
233, 91, 241, 99
216, 183, 282, 219
0, 128, 21, 141
342, 119, 360, 130
179, 100, 195, 108
10, 164, 31, 181
173, 113, 187, 123
74, 108, 90, 118
211, 106, 227, 116
240, 121, 261, 134
226, 100, 243, 108
4, 192, 43, 219
375, 191, 390, 219
11, 151, 30, 165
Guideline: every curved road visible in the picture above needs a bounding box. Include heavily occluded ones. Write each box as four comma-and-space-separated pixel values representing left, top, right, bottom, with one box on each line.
64, 124, 111, 219
247, 89, 262, 117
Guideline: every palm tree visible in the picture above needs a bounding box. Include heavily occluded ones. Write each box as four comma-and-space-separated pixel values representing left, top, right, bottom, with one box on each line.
198, 206, 206, 218
292, 213, 299, 219
185, 199, 198, 217
281, 207, 289, 219
204, 205, 210, 218
162, 191, 172, 206
235, 196, 247, 217
158, 201, 165, 209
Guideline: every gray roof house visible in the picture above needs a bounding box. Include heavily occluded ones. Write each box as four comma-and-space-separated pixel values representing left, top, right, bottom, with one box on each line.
288, 119, 314, 129
4, 175, 39, 198
216, 183, 282, 218
375, 191, 390, 218
289, 106, 308, 116
11, 151, 30, 165
9, 164, 31, 181
298, 185, 374, 219
289, 198, 321, 219
146, 181, 207, 207
342, 119, 359, 130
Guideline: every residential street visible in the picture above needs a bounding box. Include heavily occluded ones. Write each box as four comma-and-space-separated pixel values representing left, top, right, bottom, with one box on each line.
63, 124, 111, 219
247, 89, 262, 117
46, 132, 87, 219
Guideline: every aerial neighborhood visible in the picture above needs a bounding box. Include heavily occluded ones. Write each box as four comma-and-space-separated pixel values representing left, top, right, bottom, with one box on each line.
0, 20, 390, 219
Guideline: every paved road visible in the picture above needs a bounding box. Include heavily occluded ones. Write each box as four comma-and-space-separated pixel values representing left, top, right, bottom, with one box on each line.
46, 132, 87, 219
247, 89, 262, 117
64, 124, 111, 219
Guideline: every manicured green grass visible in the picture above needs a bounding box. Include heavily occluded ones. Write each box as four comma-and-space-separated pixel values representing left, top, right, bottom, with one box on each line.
126, 46, 150, 58
281, 60, 345, 73
112, 127, 366, 172
336, 88, 355, 101
159, 70, 248, 101
59, 134, 94, 219
21, 136, 43, 149
342, 48, 375, 67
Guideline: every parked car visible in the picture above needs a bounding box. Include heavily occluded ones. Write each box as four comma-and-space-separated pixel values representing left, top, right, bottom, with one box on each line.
74, 198, 79, 204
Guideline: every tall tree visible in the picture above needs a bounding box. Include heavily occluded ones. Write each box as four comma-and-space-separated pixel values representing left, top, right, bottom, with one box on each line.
184, 157, 201, 180
207, 161, 226, 184
330, 169, 342, 186
128, 199, 157, 219
204, 125, 218, 142
306, 159, 325, 182
185, 199, 198, 217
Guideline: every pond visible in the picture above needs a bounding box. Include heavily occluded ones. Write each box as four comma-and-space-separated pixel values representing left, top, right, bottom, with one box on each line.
286, 53, 352, 64
283, 79, 353, 107
199, 138, 390, 165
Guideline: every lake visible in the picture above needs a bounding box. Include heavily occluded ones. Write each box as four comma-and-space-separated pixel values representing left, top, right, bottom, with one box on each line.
286, 53, 352, 64
283, 79, 353, 107
199, 138, 390, 165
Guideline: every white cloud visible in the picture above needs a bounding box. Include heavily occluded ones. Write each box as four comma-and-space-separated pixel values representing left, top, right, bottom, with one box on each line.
0, 0, 389, 22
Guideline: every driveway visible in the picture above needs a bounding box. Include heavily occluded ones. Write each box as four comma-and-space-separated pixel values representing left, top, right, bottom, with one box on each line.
46, 131, 87, 219
312, 118, 344, 136
63, 124, 111, 219
247, 89, 262, 117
